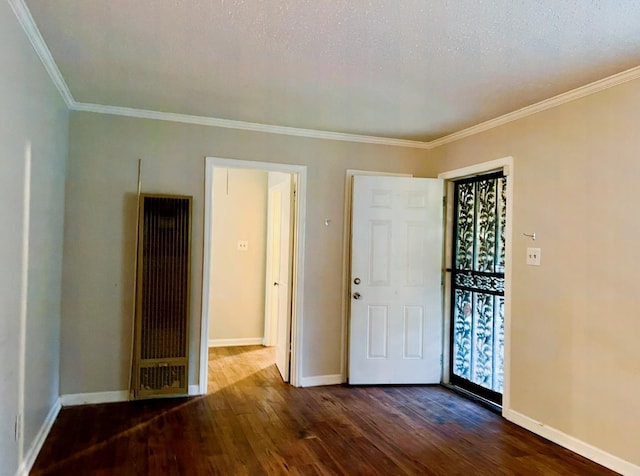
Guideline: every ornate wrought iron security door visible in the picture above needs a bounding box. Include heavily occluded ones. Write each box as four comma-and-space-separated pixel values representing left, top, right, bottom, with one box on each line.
450, 172, 506, 404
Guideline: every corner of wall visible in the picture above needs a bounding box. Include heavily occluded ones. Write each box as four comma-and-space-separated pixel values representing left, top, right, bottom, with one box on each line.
17, 398, 61, 476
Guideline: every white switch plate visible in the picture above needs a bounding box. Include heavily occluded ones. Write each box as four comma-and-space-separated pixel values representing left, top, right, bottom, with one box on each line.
237, 240, 249, 251
526, 247, 541, 266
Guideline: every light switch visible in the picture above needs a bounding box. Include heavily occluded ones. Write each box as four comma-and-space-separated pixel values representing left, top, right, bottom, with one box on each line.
526, 247, 541, 266
237, 240, 249, 251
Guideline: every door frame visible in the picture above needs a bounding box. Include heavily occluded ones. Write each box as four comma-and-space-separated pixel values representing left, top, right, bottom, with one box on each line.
341, 169, 412, 381
200, 157, 307, 392
438, 156, 514, 414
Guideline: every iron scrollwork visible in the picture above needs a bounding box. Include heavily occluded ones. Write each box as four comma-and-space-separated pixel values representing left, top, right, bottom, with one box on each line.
451, 173, 506, 397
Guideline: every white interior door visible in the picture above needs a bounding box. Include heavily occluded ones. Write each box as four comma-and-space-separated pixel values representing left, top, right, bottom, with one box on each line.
349, 175, 443, 384
265, 173, 293, 381
264, 189, 281, 347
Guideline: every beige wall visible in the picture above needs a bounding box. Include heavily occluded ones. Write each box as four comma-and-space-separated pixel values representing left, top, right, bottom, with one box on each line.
6, 1, 638, 467
432, 78, 640, 466
11, 23, 635, 468
209, 168, 268, 341
0, 2, 68, 473
61, 111, 436, 394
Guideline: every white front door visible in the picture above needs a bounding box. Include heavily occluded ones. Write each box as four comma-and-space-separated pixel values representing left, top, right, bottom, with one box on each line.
265, 173, 293, 382
349, 175, 443, 384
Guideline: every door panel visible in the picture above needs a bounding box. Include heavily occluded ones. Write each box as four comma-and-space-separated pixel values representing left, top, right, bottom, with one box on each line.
369, 221, 391, 284
275, 178, 292, 382
349, 175, 443, 384
264, 189, 281, 347
265, 174, 293, 382
403, 306, 423, 359
367, 305, 389, 359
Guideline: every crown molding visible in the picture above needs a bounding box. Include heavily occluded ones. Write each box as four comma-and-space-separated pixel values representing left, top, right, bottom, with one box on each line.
11, 0, 640, 150
8, 0, 75, 108
429, 65, 640, 149
71, 102, 433, 149
66, 64, 640, 151
11, 0, 429, 149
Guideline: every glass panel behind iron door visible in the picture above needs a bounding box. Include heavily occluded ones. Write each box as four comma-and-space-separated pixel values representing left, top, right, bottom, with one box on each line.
451, 173, 506, 404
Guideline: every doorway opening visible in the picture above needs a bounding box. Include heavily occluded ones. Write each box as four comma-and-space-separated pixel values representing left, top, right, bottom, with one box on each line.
449, 172, 506, 405
439, 157, 513, 413
200, 157, 307, 393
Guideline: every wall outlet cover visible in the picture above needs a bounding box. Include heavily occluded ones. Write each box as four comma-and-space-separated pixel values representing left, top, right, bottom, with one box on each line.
237, 240, 249, 251
526, 247, 541, 266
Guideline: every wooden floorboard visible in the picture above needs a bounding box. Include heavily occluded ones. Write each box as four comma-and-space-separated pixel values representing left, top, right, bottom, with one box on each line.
32, 346, 615, 475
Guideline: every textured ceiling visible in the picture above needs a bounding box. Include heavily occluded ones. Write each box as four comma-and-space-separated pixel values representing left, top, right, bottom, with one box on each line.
24, 0, 640, 141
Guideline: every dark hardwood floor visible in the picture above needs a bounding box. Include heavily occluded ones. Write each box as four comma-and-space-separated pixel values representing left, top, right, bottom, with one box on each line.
32, 346, 614, 475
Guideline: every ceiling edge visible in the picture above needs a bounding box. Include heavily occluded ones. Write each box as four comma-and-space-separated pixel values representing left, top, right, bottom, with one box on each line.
11, 0, 640, 151
429, 65, 640, 149
71, 102, 433, 149
8, 0, 75, 108
10, 0, 431, 150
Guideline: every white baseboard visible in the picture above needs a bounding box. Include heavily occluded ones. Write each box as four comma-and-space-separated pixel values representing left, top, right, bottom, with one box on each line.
61, 385, 203, 406
299, 374, 343, 388
17, 398, 62, 476
208, 337, 263, 347
504, 409, 640, 476
60, 390, 129, 406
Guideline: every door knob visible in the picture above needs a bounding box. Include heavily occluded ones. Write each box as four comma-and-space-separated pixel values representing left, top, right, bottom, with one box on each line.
273, 282, 279, 286
353, 292, 361, 300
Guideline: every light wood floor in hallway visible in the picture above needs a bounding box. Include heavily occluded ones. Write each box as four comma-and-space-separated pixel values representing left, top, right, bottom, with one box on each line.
31, 346, 614, 475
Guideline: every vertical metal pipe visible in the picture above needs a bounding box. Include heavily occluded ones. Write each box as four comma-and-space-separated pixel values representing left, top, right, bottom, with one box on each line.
128, 159, 142, 398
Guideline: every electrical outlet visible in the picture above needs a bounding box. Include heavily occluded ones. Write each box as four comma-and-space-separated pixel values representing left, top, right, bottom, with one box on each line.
237, 240, 249, 251
526, 247, 541, 266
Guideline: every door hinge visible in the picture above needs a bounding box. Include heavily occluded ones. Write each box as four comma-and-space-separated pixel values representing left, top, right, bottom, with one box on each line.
442, 196, 446, 207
